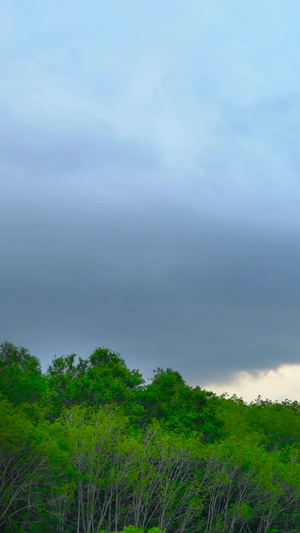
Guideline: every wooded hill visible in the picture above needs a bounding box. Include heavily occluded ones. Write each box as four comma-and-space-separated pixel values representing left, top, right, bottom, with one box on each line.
1, 341, 300, 533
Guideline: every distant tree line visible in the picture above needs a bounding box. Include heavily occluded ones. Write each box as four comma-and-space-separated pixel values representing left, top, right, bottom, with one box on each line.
1, 340, 300, 532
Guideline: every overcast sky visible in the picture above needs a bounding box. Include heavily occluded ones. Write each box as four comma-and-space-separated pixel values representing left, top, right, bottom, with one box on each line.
1, 1, 300, 402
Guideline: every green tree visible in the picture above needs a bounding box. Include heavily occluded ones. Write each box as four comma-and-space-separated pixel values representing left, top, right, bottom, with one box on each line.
46, 348, 144, 418
248, 397, 300, 451
0, 397, 71, 532
134, 368, 222, 441
0, 341, 46, 405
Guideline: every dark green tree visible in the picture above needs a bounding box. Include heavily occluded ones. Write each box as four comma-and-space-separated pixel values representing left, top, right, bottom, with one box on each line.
0, 341, 46, 405
134, 368, 223, 441
47, 347, 144, 417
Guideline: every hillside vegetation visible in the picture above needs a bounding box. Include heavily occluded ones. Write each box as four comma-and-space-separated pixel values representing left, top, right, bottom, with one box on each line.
1, 341, 300, 533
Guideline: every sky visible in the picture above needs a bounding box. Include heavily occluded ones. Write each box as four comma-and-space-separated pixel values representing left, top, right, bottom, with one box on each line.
1, 1, 300, 402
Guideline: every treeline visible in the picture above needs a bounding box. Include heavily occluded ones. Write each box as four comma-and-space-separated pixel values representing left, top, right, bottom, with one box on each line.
1, 341, 300, 532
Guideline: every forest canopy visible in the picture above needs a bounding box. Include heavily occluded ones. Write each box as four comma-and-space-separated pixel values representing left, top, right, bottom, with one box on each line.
1, 340, 300, 533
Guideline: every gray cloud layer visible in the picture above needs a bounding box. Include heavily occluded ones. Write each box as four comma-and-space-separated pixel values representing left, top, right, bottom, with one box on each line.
2, 161, 300, 383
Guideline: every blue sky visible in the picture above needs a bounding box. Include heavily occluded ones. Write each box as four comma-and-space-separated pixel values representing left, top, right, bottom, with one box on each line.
1, 1, 300, 400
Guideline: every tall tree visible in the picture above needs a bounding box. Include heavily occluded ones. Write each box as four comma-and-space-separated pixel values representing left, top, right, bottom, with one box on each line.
47, 348, 144, 418
0, 341, 46, 404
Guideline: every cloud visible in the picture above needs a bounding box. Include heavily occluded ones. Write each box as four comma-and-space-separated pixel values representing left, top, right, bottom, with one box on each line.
1, 201, 300, 382
0, 111, 160, 176
1, 1, 300, 391
204, 364, 300, 403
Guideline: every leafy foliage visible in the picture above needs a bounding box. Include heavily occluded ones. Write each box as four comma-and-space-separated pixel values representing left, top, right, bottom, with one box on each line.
0, 341, 46, 404
1, 341, 300, 532
46, 348, 144, 418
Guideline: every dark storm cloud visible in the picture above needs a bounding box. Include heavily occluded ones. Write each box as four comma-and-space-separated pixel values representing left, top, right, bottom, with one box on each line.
3, 199, 300, 304
1, 104, 300, 385
1, 192, 300, 383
